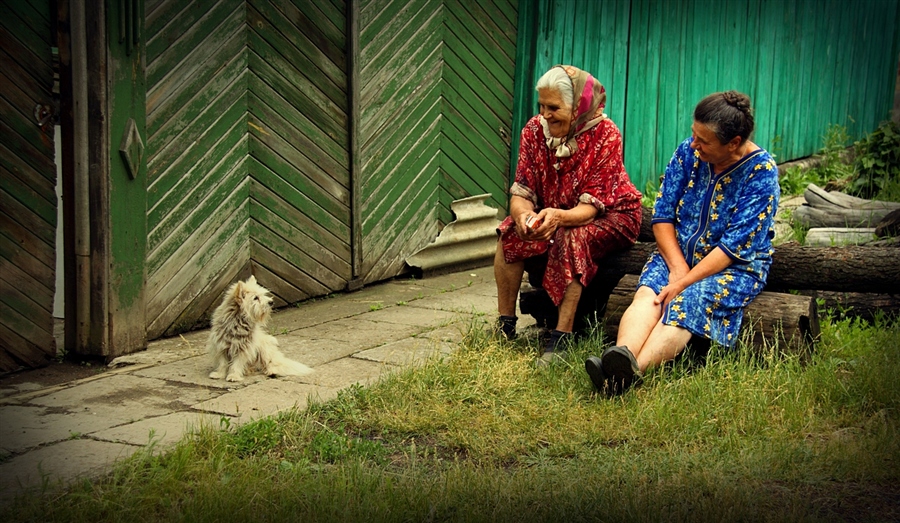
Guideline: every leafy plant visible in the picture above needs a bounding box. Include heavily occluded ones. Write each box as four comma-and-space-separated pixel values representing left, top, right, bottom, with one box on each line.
851, 120, 900, 199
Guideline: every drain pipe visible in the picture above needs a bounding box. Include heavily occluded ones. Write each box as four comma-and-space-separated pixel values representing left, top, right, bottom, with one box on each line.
70, 0, 91, 350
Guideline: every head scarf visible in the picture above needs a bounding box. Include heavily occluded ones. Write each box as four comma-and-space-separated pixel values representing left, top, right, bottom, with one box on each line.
541, 65, 608, 159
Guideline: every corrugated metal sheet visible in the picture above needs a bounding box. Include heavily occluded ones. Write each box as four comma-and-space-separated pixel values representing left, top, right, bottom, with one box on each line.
513, 0, 900, 190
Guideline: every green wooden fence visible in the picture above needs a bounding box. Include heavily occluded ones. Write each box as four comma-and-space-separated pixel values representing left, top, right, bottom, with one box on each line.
514, 0, 900, 191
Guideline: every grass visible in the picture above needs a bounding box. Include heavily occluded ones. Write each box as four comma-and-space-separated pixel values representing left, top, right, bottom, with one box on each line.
5, 312, 900, 522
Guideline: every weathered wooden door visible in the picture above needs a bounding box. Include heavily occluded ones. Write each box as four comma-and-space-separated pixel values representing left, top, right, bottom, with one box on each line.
0, 1, 58, 371
144, 0, 353, 339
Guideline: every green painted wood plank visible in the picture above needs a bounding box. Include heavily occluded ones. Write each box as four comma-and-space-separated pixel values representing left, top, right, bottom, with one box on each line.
250, 182, 350, 271
248, 117, 350, 218
160, 245, 250, 337
248, 90, 349, 183
442, 78, 511, 168
249, 37, 348, 144
147, 5, 246, 122
0, 248, 53, 309
146, 0, 223, 62
249, 225, 345, 291
252, 0, 346, 76
360, 77, 441, 194
147, 0, 244, 87
149, 230, 250, 337
0, 161, 55, 225
148, 132, 247, 262
0, 293, 53, 355
248, 151, 350, 234
360, 54, 441, 159
360, 41, 442, 136
248, 2, 347, 108
361, 0, 434, 62
449, 0, 516, 59
295, 0, 345, 47
147, 181, 249, 309
148, 82, 246, 209
362, 124, 440, 238
0, 208, 52, 269
445, 0, 515, 82
0, 102, 54, 186
0, 181, 53, 245
147, 32, 246, 152
0, 5, 52, 73
0, 226, 51, 286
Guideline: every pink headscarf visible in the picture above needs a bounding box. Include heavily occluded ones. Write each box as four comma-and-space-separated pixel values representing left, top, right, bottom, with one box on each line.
542, 65, 608, 159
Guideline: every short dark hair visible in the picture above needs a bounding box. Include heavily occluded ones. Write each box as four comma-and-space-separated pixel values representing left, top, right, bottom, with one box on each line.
693, 91, 755, 145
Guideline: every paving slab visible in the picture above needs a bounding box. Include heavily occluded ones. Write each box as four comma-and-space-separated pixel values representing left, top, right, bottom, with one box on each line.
0, 438, 139, 503
336, 279, 440, 306
354, 336, 455, 367
0, 405, 130, 456
414, 269, 494, 291
295, 357, 394, 389
191, 380, 340, 421
276, 335, 367, 367
90, 411, 222, 448
361, 305, 463, 328
28, 374, 219, 420
129, 354, 263, 389
414, 322, 469, 344
408, 289, 496, 315
108, 331, 207, 369
268, 296, 375, 332
287, 317, 421, 345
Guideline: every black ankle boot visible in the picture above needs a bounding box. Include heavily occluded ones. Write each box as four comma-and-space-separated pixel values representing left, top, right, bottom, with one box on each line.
498, 315, 517, 341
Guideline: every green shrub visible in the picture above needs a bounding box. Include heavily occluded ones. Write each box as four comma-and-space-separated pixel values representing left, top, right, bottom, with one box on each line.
851, 120, 900, 199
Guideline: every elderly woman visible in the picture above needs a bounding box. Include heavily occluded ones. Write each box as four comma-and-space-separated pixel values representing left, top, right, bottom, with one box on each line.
585, 91, 780, 394
494, 65, 642, 364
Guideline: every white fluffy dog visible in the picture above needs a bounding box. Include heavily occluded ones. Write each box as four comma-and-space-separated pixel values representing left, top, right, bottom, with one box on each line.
207, 275, 312, 382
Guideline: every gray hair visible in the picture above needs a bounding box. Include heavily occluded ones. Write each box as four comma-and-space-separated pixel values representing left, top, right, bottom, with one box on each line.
535, 67, 574, 110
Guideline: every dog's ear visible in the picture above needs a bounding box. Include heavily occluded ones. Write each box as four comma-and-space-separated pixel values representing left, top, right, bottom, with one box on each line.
247, 275, 257, 286
231, 281, 246, 304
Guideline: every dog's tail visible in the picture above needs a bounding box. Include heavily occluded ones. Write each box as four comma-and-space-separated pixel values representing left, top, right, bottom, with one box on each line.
268, 351, 314, 377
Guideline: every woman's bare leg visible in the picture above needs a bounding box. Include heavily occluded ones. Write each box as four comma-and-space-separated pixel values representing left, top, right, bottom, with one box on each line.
615, 286, 663, 357
554, 280, 583, 333
494, 242, 525, 318
634, 323, 693, 372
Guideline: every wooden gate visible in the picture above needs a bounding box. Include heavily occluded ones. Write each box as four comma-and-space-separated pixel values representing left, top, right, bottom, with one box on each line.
0, 1, 58, 370
143, 0, 517, 338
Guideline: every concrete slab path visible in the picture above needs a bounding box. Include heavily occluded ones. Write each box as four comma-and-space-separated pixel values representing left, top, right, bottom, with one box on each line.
0, 266, 536, 504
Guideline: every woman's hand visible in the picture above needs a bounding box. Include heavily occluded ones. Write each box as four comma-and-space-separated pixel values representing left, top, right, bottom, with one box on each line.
527, 208, 558, 242
654, 279, 686, 307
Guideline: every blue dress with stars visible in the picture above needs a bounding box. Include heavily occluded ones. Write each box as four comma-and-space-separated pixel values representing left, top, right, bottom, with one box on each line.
638, 137, 780, 348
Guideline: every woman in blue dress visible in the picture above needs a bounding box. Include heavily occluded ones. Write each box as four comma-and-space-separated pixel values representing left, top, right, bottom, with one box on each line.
585, 91, 780, 395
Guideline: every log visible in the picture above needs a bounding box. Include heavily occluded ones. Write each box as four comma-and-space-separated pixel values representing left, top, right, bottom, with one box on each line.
801, 290, 900, 323
804, 183, 900, 211
793, 205, 893, 228
597, 242, 900, 295
793, 184, 900, 228
603, 275, 819, 354
804, 228, 876, 247
766, 243, 900, 294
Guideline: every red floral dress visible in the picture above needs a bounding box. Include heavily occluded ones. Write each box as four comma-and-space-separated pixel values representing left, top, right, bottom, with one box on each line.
498, 115, 642, 305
